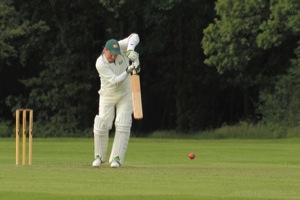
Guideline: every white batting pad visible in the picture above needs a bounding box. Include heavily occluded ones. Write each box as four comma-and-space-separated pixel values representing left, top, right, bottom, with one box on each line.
109, 130, 130, 165
94, 115, 109, 162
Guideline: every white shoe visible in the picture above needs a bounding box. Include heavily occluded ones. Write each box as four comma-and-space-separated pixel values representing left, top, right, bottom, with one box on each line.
92, 158, 101, 167
111, 160, 120, 168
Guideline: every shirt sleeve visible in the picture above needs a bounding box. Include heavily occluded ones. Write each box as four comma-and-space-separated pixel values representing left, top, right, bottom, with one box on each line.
119, 33, 140, 53
96, 56, 129, 86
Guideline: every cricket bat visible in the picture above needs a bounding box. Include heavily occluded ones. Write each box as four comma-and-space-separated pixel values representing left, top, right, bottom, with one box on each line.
130, 70, 143, 119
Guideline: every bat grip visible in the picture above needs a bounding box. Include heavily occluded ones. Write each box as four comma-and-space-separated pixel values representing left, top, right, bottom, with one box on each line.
132, 69, 137, 75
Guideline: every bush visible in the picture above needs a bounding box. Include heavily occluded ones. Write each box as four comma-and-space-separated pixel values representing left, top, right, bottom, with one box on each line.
259, 45, 300, 130
0, 120, 13, 137
199, 122, 276, 139
147, 121, 300, 139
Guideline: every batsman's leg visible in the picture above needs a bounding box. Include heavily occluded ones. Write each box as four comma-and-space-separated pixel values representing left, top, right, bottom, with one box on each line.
109, 93, 133, 168
93, 115, 109, 167
93, 95, 115, 167
109, 113, 132, 168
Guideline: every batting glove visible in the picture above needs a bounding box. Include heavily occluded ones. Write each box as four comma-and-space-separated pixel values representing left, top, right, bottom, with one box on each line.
133, 60, 141, 74
126, 65, 135, 74
126, 50, 139, 61
134, 64, 141, 74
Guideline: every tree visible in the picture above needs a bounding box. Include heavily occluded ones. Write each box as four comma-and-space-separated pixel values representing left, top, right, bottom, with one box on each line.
258, 0, 300, 134
6, 0, 109, 136
135, 0, 216, 132
98, 0, 216, 132
202, 0, 300, 123
259, 46, 300, 137
202, 0, 270, 120
0, 0, 48, 120
257, 0, 300, 49
0, 0, 28, 60
3, 0, 254, 135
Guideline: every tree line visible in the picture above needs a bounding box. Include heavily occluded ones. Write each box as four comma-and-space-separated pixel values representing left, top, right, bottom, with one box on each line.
1, 0, 299, 136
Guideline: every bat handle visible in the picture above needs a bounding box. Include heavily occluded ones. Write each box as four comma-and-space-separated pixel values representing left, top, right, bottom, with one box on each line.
132, 69, 137, 75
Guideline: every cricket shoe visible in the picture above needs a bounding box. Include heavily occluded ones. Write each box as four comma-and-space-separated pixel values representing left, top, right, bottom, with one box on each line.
92, 156, 102, 167
111, 156, 121, 168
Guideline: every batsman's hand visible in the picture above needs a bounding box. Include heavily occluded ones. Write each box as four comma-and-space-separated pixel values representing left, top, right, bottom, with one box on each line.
133, 61, 141, 74
126, 65, 135, 74
126, 50, 139, 62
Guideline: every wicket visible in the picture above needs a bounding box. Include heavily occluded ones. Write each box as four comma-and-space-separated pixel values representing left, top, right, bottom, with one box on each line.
15, 109, 33, 165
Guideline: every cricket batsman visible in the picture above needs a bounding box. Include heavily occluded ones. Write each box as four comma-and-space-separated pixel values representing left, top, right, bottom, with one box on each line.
92, 33, 140, 168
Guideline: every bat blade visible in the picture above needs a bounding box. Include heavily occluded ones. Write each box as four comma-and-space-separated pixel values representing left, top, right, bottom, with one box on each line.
130, 74, 143, 119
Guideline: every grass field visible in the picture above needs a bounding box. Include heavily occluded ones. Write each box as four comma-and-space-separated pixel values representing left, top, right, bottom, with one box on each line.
0, 137, 299, 199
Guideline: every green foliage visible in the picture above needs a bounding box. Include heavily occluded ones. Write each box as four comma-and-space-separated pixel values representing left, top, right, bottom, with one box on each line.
259, 43, 300, 133
255, 1, 300, 133
203, 0, 300, 130
2, 0, 300, 135
6, 0, 107, 134
148, 121, 300, 139
257, 0, 300, 49
202, 122, 275, 139
288, 125, 300, 137
202, 0, 267, 74
138, 0, 216, 132
0, 0, 48, 61
202, 0, 299, 86
148, 0, 182, 11
99, 0, 126, 17
0, 120, 12, 137
0, 0, 28, 60
202, 0, 274, 121
22, 53, 94, 134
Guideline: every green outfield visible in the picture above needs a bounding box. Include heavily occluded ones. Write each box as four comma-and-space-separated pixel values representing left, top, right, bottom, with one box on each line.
0, 138, 299, 199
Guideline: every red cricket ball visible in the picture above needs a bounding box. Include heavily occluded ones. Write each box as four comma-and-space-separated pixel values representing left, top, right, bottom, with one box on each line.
188, 153, 195, 159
